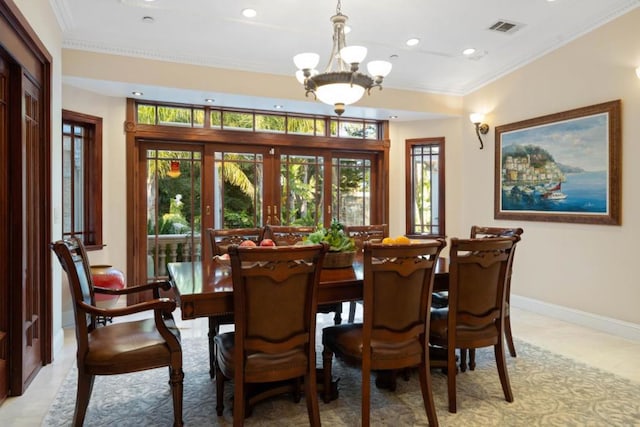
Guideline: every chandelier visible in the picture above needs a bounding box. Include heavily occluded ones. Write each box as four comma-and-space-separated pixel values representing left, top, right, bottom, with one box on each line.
293, 0, 392, 116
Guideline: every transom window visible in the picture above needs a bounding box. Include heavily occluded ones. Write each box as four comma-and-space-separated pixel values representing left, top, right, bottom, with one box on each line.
135, 102, 381, 139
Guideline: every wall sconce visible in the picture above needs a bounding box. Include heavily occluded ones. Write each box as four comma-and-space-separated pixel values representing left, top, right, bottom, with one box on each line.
167, 160, 181, 178
469, 113, 490, 150
636, 66, 640, 79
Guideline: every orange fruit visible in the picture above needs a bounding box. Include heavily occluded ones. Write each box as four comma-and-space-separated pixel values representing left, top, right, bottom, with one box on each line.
395, 235, 410, 244
382, 237, 394, 244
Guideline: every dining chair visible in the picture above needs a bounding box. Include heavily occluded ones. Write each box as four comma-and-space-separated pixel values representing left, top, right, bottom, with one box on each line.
343, 224, 389, 323
263, 224, 316, 246
204, 227, 265, 377
51, 237, 184, 427
322, 239, 446, 426
214, 242, 328, 426
207, 227, 264, 255
430, 236, 519, 413
460, 226, 524, 371
263, 224, 345, 325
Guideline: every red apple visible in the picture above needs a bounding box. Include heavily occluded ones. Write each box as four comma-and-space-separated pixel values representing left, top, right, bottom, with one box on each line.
239, 239, 257, 247
259, 238, 276, 247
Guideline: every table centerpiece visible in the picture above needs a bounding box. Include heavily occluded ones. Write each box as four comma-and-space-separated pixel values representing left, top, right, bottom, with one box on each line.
304, 221, 356, 269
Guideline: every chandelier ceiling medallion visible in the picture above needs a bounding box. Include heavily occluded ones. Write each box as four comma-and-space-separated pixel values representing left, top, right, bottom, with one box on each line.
293, 0, 392, 116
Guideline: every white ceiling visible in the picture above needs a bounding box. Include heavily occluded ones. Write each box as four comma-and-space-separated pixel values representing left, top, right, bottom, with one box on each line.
54, 0, 640, 119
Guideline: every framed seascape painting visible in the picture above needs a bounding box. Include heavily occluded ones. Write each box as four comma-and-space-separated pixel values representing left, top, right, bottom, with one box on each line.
494, 100, 621, 225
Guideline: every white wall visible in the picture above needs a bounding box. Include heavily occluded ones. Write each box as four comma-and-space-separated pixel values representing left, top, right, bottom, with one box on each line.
61, 86, 128, 326
391, 8, 640, 334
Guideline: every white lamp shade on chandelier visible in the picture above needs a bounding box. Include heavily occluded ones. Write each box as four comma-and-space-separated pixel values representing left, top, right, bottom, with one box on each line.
293, 0, 392, 115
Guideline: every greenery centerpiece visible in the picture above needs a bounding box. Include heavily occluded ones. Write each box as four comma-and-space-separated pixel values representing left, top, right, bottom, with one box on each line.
305, 221, 356, 269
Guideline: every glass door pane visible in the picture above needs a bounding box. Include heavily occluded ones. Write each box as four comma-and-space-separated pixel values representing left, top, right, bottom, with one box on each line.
146, 148, 202, 281
332, 156, 373, 226
213, 151, 264, 228
278, 153, 324, 227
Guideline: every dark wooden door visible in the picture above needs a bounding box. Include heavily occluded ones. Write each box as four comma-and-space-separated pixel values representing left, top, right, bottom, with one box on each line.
0, 47, 9, 404
18, 73, 44, 386
1, 0, 52, 396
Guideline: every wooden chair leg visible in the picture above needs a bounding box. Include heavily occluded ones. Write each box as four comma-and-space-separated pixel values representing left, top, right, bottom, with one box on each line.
348, 301, 357, 323
208, 317, 220, 378
494, 342, 514, 403
504, 315, 517, 357
418, 360, 439, 427
293, 377, 302, 403
459, 348, 467, 372
232, 371, 245, 427
333, 304, 343, 325
361, 358, 371, 427
447, 346, 457, 413
305, 368, 321, 426
73, 371, 95, 427
215, 362, 225, 416
169, 367, 184, 427
322, 347, 334, 403
469, 349, 476, 371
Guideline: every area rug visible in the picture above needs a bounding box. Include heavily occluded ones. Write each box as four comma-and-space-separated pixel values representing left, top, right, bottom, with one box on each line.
43, 335, 640, 426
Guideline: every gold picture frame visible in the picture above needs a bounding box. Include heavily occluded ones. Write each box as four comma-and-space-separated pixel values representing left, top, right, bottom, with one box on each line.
494, 100, 621, 225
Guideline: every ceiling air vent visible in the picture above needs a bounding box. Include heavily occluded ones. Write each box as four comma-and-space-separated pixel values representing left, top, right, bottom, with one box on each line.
488, 20, 523, 34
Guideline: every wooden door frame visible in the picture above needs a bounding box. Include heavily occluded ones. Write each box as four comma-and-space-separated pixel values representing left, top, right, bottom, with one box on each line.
0, 0, 53, 396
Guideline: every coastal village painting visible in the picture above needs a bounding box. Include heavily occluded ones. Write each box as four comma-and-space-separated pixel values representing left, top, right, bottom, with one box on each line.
494, 100, 621, 225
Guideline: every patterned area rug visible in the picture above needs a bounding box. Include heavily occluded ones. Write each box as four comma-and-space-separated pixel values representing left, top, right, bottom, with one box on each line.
43, 333, 640, 426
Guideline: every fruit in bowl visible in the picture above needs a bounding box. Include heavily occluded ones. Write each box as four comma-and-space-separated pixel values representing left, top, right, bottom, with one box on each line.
382, 235, 412, 245
259, 238, 276, 247
239, 239, 257, 247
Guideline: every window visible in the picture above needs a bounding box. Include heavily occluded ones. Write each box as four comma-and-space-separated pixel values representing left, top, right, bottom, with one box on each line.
406, 138, 445, 237
62, 110, 103, 249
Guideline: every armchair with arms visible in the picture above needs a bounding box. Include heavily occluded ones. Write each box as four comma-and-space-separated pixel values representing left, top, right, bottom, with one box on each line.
51, 237, 183, 427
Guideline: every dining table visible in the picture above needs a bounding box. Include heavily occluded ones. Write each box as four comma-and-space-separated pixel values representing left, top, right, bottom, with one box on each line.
167, 253, 449, 394
168, 254, 449, 319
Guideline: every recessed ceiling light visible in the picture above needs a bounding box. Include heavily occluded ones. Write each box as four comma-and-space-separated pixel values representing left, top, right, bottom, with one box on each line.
406, 38, 420, 47
242, 8, 257, 18
273, 104, 284, 109
205, 98, 215, 103
132, 91, 143, 96
462, 48, 476, 56
142, 16, 154, 24
389, 115, 398, 119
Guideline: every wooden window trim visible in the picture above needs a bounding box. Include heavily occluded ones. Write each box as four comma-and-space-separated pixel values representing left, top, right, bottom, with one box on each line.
62, 109, 103, 250
405, 137, 446, 238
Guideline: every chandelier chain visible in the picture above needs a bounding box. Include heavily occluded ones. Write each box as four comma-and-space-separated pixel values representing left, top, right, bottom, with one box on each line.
336, 0, 342, 15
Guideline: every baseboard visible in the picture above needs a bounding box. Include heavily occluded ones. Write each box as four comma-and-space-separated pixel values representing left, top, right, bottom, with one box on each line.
62, 308, 74, 329
53, 327, 65, 359
511, 295, 640, 342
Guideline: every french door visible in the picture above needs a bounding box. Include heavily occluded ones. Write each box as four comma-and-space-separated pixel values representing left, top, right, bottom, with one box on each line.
137, 141, 379, 285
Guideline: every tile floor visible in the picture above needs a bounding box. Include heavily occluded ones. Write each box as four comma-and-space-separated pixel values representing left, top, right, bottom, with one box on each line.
1, 305, 639, 426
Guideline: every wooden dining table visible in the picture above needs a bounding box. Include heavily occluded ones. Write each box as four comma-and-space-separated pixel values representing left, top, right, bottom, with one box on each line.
167, 254, 449, 388
167, 254, 449, 321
